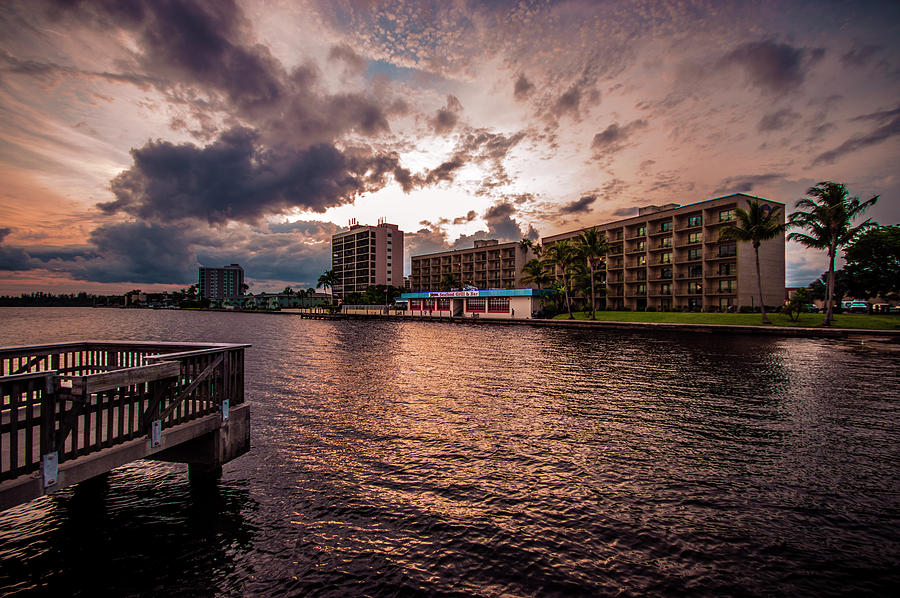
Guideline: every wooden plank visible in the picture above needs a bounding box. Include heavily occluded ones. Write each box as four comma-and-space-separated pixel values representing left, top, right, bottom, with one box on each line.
71, 361, 180, 394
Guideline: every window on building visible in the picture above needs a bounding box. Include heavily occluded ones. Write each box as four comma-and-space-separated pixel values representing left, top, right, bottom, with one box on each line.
688, 265, 703, 278
661, 252, 672, 264
688, 248, 701, 260
437, 298, 450, 310
466, 298, 486, 312
719, 262, 736, 275
637, 241, 646, 251
423, 299, 435, 310
688, 282, 702, 295
661, 221, 673, 232
718, 243, 737, 257
689, 232, 702, 244
488, 297, 510, 312
661, 237, 672, 248
660, 267, 673, 279
637, 226, 647, 236
718, 280, 735, 292
636, 284, 646, 295
719, 209, 736, 222
638, 255, 646, 266
660, 283, 672, 295
410, 299, 422, 309
719, 297, 733, 309
688, 215, 702, 227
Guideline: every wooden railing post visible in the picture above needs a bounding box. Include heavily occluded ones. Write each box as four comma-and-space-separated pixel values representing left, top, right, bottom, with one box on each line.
40, 374, 59, 489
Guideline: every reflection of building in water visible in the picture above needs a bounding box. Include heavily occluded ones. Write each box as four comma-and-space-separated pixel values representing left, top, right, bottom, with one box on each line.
332, 219, 404, 300
398, 289, 553, 319
543, 193, 785, 312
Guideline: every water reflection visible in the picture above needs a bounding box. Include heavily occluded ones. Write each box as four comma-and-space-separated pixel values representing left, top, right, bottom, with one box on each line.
1, 308, 898, 596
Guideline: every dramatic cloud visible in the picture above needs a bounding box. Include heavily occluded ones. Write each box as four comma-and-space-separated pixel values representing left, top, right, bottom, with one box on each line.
513, 73, 534, 100
720, 40, 823, 93
559, 194, 598, 215
713, 174, 787, 195
0, 228, 34, 271
452, 210, 477, 225
1, 0, 898, 293
813, 105, 900, 165
591, 119, 647, 158
429, 95, 463, 134
99, 127, 413, 224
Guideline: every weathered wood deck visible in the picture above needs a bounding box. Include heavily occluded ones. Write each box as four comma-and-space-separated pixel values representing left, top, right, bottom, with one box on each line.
0, 341, 250, 511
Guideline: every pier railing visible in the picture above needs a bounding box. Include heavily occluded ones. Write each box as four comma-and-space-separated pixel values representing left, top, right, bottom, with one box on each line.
0, 342, 248, 484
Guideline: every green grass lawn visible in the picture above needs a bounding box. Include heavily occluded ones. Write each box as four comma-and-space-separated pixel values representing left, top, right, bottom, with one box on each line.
551, 310, 900, 330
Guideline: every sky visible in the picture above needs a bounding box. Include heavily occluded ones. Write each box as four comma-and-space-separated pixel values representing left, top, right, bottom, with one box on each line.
1, 0, 898, 295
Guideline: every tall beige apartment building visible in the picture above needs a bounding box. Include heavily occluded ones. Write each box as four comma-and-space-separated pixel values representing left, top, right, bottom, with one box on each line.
409, 239, 534, 292
542, 193, 785, 311
332, 220, 403, 299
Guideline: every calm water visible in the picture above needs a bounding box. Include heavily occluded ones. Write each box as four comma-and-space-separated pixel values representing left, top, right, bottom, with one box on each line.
0, 307, 898, 596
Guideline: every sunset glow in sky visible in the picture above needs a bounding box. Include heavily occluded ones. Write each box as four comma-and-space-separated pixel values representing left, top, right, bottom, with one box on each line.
1, 0, 898, 294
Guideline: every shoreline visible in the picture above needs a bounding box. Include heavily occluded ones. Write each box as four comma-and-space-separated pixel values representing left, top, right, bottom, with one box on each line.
6, 305, 900, 340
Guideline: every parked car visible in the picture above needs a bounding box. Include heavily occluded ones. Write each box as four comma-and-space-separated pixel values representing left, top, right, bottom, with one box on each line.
848, 301, 869, 314
804, 304, 819, 313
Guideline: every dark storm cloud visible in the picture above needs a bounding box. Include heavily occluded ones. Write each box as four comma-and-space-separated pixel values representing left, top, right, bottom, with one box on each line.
552, 85, 581, 118
719, 40, 823, 94
813, 105, 900, 165
45, 0, 284, 115
591, 119, 647, 158
611, 207, 637, 218
514, 73, 534, 100
713, 173, 786, 195
758, 108, 800, 132
39, 0, 393, 146
429, 95, 463, 134
100, 127, 405, 224
61, 221, 200, 284
559, 194, 597, 215
424, 158, 465, 185
0, 228, 34, 271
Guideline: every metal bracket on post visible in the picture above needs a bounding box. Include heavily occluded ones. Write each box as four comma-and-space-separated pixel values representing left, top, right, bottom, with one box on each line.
221, 399, 229, 421
42, 452, 58, 489
151, 420, 161, 447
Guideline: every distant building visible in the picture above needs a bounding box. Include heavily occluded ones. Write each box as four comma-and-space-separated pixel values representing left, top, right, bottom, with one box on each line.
199, 264, 244, 300
409, 239, 534, 292
331, 219, 403, 299
542, 193, 785, 311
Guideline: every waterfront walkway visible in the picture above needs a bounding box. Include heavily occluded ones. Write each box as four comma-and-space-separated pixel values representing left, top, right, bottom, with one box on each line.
0, 341, 250, 511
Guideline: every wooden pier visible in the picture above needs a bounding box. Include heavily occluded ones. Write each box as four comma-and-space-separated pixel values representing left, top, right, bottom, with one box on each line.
0, 341, 250, 512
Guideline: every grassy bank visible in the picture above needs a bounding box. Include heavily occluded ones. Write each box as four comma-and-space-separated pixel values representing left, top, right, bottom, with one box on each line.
551, 310, 900, 330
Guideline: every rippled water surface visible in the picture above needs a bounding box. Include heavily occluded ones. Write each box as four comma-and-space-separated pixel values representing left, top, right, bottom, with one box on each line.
1, 307, 898, 596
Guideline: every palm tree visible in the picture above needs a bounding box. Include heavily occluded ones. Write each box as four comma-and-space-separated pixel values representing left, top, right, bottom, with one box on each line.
440, 272, 460, 291
574, 227, 609, 320
543, 240, 576, 319
719, 200, 786, 324
317, 269, 338, 302
520, 238, 543, 259
787, 182, 879, 326
519, 258, 553, 289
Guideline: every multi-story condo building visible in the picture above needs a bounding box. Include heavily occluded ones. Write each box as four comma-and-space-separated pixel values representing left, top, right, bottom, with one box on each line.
409, 239, 534, 292
542, 193, 785, 311
332, 219, 404, 299
198, 263, 244, 300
